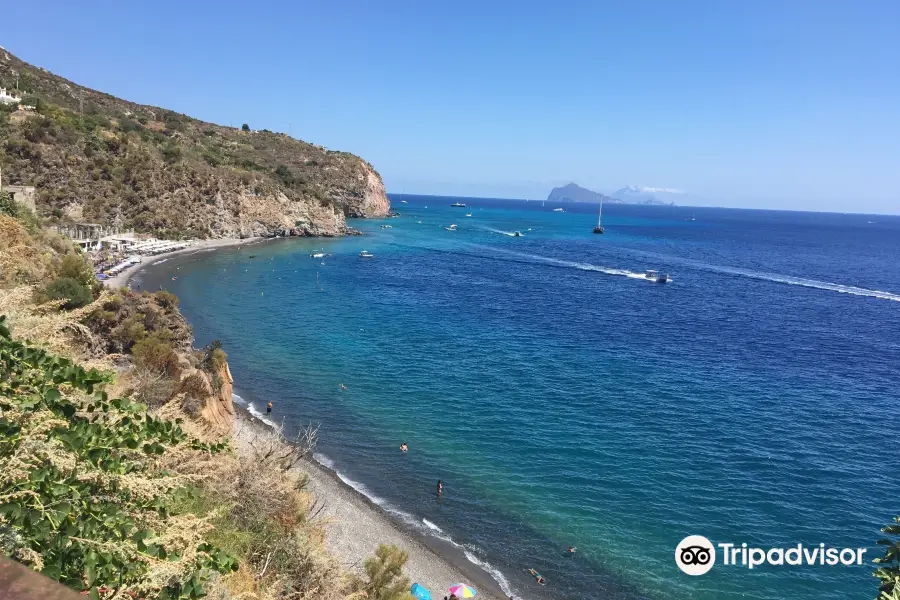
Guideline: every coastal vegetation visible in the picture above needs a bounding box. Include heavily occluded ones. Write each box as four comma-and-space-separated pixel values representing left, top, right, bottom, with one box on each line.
0, 207, 415, 599
875, 518, 900, 599
0, 49, 389, 238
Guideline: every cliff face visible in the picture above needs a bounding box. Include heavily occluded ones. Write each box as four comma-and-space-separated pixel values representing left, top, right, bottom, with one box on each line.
192, 360, 236, 436
0, 47, 389, 238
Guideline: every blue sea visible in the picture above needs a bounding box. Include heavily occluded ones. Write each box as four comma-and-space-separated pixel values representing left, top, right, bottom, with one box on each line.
135, 196, 900, 600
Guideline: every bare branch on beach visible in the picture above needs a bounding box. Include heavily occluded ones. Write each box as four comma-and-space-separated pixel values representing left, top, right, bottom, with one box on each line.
238, 417, 319, 472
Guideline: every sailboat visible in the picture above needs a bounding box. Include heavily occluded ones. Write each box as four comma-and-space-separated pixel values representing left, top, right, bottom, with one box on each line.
593, 199, 605, 234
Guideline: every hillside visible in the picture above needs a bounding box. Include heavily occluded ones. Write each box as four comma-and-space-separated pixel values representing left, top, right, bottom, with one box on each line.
0, 47, 389, 238
547, 183, 618, 204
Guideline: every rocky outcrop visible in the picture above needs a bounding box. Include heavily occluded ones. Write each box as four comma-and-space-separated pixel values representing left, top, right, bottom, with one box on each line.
341, 164, 390, 218
199, 361, 235, 436
0, 48, 390, 238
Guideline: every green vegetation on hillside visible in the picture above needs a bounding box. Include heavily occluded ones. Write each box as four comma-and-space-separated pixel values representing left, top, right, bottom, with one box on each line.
0, 315, 236, 599
0, 50, 386, 238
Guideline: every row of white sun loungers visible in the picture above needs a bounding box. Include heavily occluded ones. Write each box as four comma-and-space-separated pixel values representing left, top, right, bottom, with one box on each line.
100, 240, 196, 275
128, 240, 194, 255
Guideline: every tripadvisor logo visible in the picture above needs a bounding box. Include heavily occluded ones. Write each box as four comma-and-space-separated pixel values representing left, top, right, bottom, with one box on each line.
675, 536, 868, 575
676, 535, 716, 575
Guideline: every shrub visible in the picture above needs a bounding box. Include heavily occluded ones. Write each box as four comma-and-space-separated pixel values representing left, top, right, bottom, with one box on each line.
57, 253, 95, 288
275, 164, 294, 185
177, 372, 210, 417
42, 277, 93, 310
111, 315, 147, 351
154, 290, 179, 309
132, 334, 180, 376
162, 143, 182, 163
358, 544, 414, 600
241, 123, 250, 132
131, 366, 176, 408
0, 191, 17, 217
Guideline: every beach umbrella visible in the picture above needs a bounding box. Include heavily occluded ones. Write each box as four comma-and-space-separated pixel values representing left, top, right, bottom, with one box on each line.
448, 584, 477, 598
410, 583, 432, 600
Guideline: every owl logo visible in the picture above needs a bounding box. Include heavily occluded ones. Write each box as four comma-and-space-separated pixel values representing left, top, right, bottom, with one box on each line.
676, 536, 716, 575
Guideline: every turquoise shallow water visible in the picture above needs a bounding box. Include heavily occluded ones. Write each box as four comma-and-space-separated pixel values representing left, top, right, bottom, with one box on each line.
136, 196, 900, 600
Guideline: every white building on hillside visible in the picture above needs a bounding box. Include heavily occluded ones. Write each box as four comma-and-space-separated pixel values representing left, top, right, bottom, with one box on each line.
0, 88, 22, 104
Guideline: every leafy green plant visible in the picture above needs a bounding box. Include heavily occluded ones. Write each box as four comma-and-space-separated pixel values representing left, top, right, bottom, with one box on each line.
0, 315, 235, 599
41, 277, 93, 310
875, 517, 900, 599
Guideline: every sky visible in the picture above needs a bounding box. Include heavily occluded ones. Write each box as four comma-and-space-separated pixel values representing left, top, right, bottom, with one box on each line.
2, 1, 899, 213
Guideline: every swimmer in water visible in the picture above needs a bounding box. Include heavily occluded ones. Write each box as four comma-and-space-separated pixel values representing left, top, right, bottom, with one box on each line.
436, 480, 443, 495
528, 569, 545, 585
568, 546, 576, 554
400, 442, 408, 453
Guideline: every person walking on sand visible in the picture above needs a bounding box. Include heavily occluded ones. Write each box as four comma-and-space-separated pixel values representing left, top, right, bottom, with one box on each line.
266, 402, 273, 416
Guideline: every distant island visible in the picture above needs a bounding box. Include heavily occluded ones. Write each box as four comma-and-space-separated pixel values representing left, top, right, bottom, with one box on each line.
547, 183, 676, 206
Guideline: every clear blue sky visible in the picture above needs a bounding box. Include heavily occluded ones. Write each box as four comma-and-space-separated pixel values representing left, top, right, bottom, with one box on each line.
3, 1, 899, 213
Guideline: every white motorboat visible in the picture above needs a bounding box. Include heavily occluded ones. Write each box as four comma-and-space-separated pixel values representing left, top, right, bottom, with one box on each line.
359, 250, 375, 258
645, 270, 671, 283
553, 207, 565, 212
311, 252, 325, 259
445, 224, 458, 231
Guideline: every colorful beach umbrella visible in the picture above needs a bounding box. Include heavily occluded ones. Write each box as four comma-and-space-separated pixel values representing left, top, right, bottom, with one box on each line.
410, 583, 432, 600
448, 584, 477, 598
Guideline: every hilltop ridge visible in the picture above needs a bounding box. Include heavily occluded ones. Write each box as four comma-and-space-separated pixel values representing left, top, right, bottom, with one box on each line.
0, 47, 389, 238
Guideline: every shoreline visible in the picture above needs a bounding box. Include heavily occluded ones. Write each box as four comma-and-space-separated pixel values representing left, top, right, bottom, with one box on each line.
233, 406, 509, 600
129, 237, 512, 600
106, 236, 272, 289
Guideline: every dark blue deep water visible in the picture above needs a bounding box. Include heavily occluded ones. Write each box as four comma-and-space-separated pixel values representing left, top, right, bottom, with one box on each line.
136, 196, 900, 600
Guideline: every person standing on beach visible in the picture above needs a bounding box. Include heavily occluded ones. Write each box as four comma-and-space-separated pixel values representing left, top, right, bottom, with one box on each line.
266, 402, 273, 416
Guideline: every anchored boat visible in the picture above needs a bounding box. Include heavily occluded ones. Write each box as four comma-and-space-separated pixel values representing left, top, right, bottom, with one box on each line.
593, 198, 605, 234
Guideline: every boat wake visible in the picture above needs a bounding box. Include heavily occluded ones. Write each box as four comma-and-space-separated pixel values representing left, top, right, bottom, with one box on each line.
484, 227, 521, 237
468, 244, 651, 281
711, 265, 900, 302
619, 250, 900, 302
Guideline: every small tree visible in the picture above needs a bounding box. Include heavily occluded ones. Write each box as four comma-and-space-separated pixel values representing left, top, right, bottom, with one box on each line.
360, 544, 415, 600
875, 517, 900, 599
0, 191, 18, 218
42, 277, 93, 310
57, 253, 95, 289
241, 123, 250, 132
